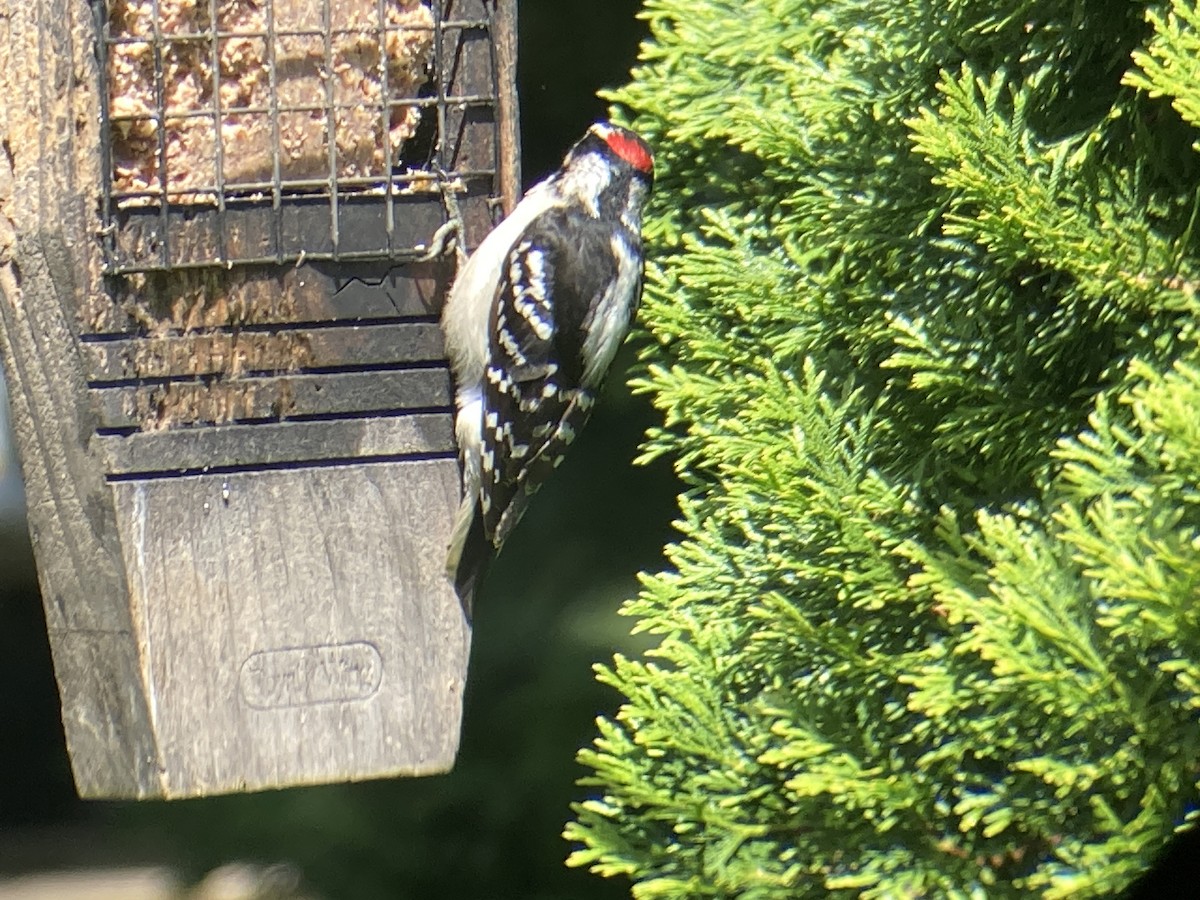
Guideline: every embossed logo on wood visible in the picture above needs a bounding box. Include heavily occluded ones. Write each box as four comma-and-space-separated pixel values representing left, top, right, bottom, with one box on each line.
239, 642, 383, 709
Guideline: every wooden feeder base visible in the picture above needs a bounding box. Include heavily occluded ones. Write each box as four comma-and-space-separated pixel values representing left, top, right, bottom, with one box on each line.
91, 461, 470, 798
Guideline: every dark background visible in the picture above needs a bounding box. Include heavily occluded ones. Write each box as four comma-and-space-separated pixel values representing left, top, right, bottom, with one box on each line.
1, 0, 1194, 895
0, 2, 673, 898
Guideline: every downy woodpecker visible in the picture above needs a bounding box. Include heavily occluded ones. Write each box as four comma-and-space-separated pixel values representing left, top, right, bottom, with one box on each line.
441, 122, 654, 609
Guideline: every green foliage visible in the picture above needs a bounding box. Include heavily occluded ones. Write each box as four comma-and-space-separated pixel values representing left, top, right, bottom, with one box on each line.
565, 0, 1200, 896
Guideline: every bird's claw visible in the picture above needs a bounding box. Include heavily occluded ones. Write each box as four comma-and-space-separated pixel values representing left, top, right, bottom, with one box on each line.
416, 173, 468, 268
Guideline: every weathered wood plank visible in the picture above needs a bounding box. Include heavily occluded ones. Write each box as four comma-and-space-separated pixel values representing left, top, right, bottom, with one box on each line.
95, 413, 455, 475
83, 322, 446, 382
93, 367, 451, 430
493, 0, 521, 214
84, 258, 453, 336
110, 459, 469, 795
0, 0, 162, 797
108, 186, 495, 272
440, 0, 501, 243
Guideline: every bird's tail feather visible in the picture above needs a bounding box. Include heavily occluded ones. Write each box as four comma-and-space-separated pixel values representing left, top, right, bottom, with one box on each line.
445, 494, 490, 619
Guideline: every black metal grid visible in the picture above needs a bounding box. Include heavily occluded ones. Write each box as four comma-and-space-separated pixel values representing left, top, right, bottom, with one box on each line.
94, 0, 499, 273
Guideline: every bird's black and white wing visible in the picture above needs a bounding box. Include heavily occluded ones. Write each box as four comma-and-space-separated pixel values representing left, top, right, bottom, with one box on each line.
479, 211, 629, 546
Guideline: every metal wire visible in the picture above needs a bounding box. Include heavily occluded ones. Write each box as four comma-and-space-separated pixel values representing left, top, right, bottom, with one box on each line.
150, 0, 170, 268
96, 0, 498, 274
208, 0, 228, 265
265, 0, 284, 263
377, 0, 393, 256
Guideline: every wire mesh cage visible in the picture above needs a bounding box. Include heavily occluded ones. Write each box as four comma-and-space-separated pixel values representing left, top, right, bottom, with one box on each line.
95, 0, 504, 272
80, 0, 514, 450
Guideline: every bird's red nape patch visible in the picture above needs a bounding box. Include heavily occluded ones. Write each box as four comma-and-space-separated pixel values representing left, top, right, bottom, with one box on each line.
603, 131, 654, 174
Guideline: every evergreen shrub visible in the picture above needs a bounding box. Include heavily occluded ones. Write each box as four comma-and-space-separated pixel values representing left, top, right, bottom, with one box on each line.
565, 1, 1200, 896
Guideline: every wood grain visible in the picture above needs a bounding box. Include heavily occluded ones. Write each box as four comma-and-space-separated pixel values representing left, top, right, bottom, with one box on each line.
86, 260, 452, 336
0, 0, 162, 797
96, 413, 455, 476
111, 460, 469, 794
83, 323, 447, 382
494, 0, 521, 212
94, 368, 452, 430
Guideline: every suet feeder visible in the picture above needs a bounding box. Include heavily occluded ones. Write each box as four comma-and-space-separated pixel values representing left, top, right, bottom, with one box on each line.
0, 0, 518, 798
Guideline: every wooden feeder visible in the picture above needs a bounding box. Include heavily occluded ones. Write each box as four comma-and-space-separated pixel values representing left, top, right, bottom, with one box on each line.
0, 0, 518, 798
